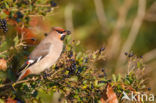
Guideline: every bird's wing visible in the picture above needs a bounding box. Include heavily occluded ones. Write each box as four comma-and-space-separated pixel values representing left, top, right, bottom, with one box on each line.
18, 42, 52, 73
29, 42, 52, 60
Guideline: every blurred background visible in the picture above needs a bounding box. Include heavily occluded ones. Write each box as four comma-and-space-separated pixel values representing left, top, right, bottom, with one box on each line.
42, 0, 156, 94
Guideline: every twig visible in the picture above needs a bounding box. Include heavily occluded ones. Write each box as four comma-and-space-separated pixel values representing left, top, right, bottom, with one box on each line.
0, 33, 25, 56
106, 0, 133, 58
0, 78, 35, 88
117, 0, 146, 67
144, 2, 156, 22
34, 4, 50, 7
0, 68, 61, 88
64, 3, 74, 33
0, 42, 25, 56
143, 49, 156, 63
93, 0, 107, 34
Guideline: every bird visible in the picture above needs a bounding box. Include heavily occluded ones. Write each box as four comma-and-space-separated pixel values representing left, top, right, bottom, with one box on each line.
17, 27, 71, 81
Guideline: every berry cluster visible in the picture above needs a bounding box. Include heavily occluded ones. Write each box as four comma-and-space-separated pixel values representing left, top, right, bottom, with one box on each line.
0, 19, 8, 33
15, 11, 24, 22
50, 1, 57, 7
125, 52, 134, 57
66, 59, 79, 76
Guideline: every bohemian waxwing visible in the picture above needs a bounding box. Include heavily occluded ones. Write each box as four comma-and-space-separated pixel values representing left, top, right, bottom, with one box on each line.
17, 27, 71, 81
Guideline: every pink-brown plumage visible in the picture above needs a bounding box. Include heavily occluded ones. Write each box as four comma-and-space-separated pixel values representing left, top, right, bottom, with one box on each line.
17, 27, 71, 81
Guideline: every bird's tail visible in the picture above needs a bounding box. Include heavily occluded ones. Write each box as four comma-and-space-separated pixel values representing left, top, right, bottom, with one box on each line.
17, 68, 31, 81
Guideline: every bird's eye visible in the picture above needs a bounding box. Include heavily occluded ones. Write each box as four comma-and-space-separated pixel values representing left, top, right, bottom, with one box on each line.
56, 30, 64, 34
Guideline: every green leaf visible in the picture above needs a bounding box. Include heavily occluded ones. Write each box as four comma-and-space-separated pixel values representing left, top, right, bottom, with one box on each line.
117, 74, 121, 81
0, 71, 7, 81
37, 88, 53, 103
137, 62, 141, 68
112, 74, 116, 82
0, 41, 8, 51
13, 35, 19, 45
0, 11, 8, 19
0, 99, 5, 103
76, 40, 80, 46
4, 2, 9, 9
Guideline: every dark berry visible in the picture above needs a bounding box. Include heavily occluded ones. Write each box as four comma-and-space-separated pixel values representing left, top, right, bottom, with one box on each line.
25, 16, 30, 23
107, 79, 112, 82
148, 88, 151, 91
16, 11, 24, 18
50, 1, 57, 7
43, 72, 51, 79
98, 81, 107, 84
1, 19, 7, 25
67, 67, 70, 71
31, 38, 36, 41
101, 68, 105, 72
91, 84, 94, 89
99, 47, 105, 53
44, 33, 48, 36
0, 19, 8, 33
96, 90, 100, 93
16, 18, 21, 22
84, 58, 88, 63
15, 98, 24, 103
125, 52, 128, 56
55, 66, 59, 70
77, 68, 83, 74
69, 59, 75, 62
100, 47, 105, 51
98, 74, 104, 78
68, 50, 73, 58
22, 0, 29, 5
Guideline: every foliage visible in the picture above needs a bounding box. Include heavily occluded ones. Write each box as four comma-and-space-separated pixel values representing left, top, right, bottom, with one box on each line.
0, 38, 151, 102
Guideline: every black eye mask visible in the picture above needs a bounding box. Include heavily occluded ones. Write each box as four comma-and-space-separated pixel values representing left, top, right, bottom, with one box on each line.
56, 30, 65, 34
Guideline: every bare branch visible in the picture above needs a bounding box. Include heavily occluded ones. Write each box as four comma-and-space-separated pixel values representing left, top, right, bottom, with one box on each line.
93, 0, 107, 34
144, 2, 156, 22
0, 69, 61, 88
106, 0, 133, 58
0, 42, 25, 56
64, 3, 74, 33
117, 0, 146, 66
143, 49, 156, 63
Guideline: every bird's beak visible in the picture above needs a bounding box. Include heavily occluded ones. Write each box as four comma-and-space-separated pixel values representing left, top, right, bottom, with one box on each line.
60, 30, 71, 40
65, 30, 71, 35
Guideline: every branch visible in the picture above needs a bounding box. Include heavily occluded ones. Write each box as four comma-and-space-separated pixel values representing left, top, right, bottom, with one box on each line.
0, 42, 25, 56
106, 0, 133, 58
0, 78, 35, 88
93, 0, 107, 34
64, 3, 74, 33
144, 2, 156, 22
117, 0, 146, 67
143, 49, 156, 63
0, 69, 61, 88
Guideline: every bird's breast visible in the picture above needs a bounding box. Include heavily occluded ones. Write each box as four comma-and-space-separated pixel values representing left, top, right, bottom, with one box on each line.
29, 41, 63, 74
